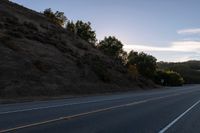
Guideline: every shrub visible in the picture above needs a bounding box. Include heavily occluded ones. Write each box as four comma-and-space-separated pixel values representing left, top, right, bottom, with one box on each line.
24, 21, 38, 31
127, 51, 157, 78
92, 59, 111, 82
75, 42, 89, 50
97, 36, 123, 58
128, 64, 139, 79
154, 70, 184, 86
40, 24, 49, 30
0, 35, 11, 43
0, 35, 20, 51
6, 17, 19, 25
66, 20, 97, 44
43, 8, 67, 26
81, 54, 111, 82
6, 31, 23, 38
33, 60, 49, 73
0, 23, 3, 29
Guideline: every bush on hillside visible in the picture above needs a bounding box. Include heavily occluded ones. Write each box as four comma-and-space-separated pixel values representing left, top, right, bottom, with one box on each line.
127, 64, 139, 80
97, 36, 124, 58
23, 21, 38, 31
127, 51, 157, 78
154, 70, 184, 86
66, 20, 97, 44
43, 8, 67, 26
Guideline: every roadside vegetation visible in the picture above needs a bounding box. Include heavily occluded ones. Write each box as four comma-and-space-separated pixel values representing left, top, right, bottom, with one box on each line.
43, 8, 67, 26
154, 70, 184, 86
42, 8, 185, 87
158, 61, 200, 84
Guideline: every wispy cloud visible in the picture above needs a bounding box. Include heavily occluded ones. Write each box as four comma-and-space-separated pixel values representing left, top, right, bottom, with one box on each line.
177, 28, 200, 35
124, 44, 172, 52
124, 41, 200, 62
124, 41, 200, 53
171, 41, 200, 52
124, 28, 200, 62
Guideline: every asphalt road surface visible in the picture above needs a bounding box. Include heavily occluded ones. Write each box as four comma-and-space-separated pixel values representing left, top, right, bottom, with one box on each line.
0, 85, 200, 133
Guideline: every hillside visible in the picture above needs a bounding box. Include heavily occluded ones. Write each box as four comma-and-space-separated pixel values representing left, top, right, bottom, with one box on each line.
0, 0, 156, 98
158, 61, 200, 84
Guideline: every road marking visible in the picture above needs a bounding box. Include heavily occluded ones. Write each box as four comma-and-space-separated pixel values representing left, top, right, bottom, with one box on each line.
0, 91, 197, 133
0, 96, 139, 115
0, 88, 198, 115
158, 99, 200, 133
0, 100, 147, 133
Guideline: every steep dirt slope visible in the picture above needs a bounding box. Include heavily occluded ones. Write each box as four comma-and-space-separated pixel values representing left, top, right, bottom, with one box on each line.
0, 0, 155, 97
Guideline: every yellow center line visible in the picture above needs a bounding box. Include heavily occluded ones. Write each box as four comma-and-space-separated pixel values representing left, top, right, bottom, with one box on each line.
0, 90, 198, 133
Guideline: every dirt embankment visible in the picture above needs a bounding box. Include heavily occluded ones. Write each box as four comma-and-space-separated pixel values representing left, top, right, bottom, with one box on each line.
0, 0, 156, 98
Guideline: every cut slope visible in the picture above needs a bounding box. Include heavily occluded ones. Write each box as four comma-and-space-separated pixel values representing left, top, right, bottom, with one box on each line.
0, 0, 155, 97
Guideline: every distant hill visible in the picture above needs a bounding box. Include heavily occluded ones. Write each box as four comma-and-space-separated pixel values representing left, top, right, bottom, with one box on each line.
0, 0, 156, 98
157, 61, 200, 84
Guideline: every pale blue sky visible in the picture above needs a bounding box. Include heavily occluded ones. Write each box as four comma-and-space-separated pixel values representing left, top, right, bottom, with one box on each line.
12, 0, 200, 62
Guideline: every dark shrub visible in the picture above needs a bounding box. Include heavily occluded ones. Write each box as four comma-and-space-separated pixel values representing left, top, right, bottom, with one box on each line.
97, 36, 123, 57
6, 17, 19, 25
6, 31, 23, 38
66, 20, 97, 44
40, 24, 49, 30
92, 59, 111, 82
33, 60, 49, 73
75, 42, 89, 50
24, 21, 38, 31
0, 23, 4, 29
0, 35, 21, 51
154, 70, 184, 86
0, 35, 10, 43
43, 8, 67, 26
127, 51, 157, 78
80, 54, 111, 82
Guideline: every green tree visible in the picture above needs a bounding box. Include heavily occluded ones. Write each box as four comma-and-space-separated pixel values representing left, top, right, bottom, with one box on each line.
97, 36, 124, 58
119, 50, 128, 65
43, 8, 67, 26
167, 71, 184, 86
127, 51, 157, 78
66, 20, 97, 44
128, 64, 139, 80
66, 21, 76, 34
154, 70, 184, 86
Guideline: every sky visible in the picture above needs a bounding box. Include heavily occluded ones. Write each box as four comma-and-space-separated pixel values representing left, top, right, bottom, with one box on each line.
12, 0, 200, 62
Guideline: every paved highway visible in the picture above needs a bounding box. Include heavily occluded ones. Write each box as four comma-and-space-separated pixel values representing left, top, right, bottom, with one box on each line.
0, 85, 200, 133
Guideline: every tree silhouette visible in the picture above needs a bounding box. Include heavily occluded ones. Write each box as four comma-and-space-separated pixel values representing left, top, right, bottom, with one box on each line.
43, 8, 67, 26
97, 36, 124, 58
66, 20, 97, 44
127, 51, 157, 78
154, 70, 184, 86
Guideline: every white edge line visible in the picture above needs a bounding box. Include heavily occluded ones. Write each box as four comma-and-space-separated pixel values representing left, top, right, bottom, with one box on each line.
0, 100, 148, 133
0, 93, 193, 133
0, 92, 199, 133
0, 87, 199, 115
158, 99, 200, 133
0, 96, 138, 115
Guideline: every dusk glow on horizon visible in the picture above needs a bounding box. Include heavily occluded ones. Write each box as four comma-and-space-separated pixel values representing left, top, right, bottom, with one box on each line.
12, 0, 200, 62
